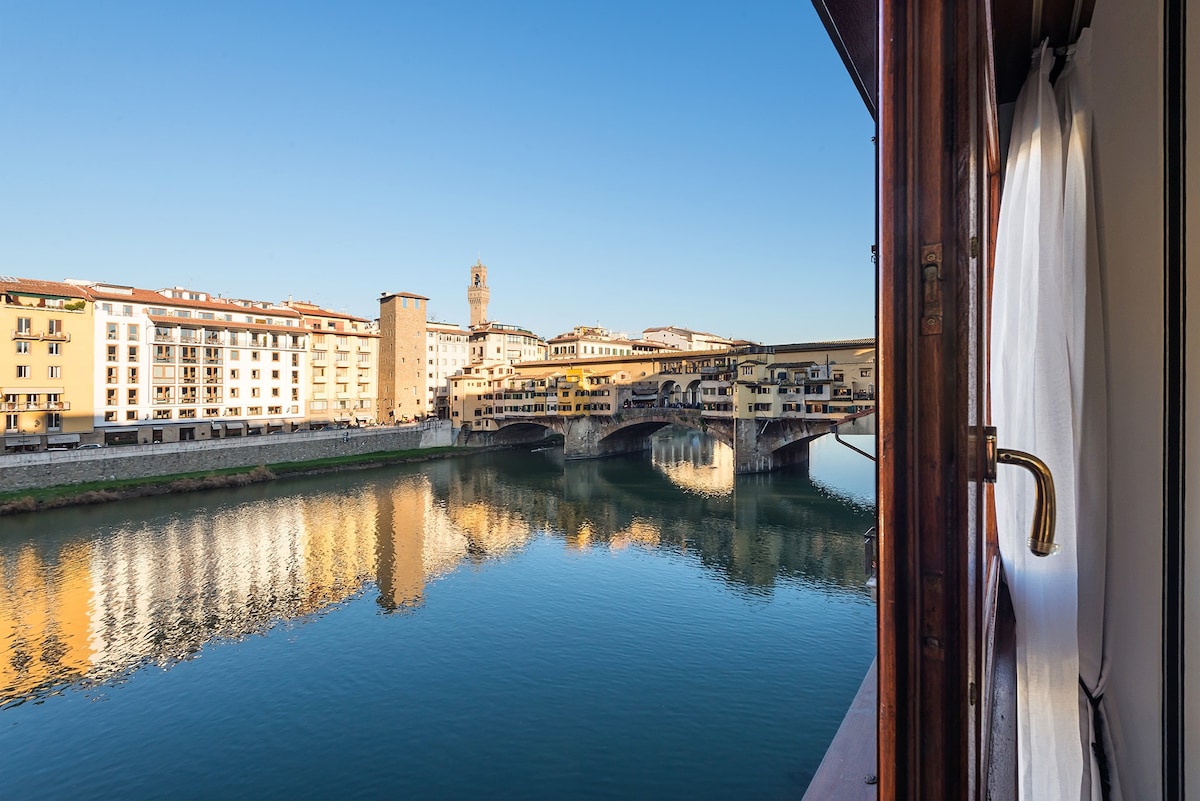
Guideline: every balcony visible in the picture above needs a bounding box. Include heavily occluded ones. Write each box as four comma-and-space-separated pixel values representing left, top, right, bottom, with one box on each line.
43, 330, 71, 342
11, 329, 39, 340
154, 331, 175, 343
3, 400, 72, 412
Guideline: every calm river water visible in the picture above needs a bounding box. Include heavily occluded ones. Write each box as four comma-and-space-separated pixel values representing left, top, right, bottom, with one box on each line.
0, 431, 875, 800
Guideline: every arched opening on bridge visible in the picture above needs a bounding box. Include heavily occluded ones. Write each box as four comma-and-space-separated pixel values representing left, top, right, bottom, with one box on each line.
684, 379, 702, 407
658, 380, 681, 407
491, 422, 559, 446
767, 434, 820, 472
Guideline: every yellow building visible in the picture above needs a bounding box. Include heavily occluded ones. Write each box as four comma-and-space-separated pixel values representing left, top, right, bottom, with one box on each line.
283, 300, 379, 427
1, 278, 95, 451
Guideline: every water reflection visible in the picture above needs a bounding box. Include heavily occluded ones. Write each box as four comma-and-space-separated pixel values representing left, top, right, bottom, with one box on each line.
650, 427, 734, 497
0, 431, 873, 708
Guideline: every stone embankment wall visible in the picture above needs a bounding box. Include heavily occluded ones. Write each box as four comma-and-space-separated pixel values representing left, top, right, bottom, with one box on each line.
0, 421, 453, 493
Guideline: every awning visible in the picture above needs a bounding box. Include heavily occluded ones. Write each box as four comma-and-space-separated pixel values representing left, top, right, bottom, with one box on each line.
225, 422, 245, 430
47, 434, 80, 445
309, 420, 331, 427
4, 435, 40, 446
354, 414, 371, 422
210, 422, 223, 430
334, 415, 351, 422
102, 427, 138, 434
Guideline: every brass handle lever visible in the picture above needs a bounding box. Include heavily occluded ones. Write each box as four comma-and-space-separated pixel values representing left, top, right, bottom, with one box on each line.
997, 448, 1058, 557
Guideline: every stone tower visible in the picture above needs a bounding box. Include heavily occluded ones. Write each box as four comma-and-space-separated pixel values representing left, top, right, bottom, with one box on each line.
467, 259, 489, 328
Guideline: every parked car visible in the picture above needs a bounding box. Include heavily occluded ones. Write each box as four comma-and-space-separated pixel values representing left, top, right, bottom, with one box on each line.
78, 443, 105, 449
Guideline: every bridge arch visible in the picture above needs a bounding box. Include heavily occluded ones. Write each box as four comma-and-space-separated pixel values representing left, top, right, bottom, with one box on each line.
683, 379, 702, 405
485, 420, 562, 445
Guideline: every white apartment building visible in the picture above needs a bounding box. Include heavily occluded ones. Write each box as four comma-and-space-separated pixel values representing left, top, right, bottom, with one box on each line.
84, 283, 308, 443
426, 321, 470, 418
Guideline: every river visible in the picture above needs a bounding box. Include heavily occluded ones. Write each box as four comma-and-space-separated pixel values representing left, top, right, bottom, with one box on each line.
0, 430, 875, 800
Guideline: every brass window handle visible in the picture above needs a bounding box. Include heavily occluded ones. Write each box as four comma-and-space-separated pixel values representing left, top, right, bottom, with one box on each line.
983, 427, 1058, 557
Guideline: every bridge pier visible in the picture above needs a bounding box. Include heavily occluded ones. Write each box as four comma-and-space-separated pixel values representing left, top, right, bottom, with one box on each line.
732, 418, 812, 474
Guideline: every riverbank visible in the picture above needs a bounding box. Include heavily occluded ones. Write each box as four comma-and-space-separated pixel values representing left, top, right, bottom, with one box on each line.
0, 445, 486, 517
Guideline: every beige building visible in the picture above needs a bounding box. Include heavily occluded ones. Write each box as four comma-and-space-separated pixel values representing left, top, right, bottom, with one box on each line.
545, 326, 674, 359
642, 326, 735, 351
377, 291, 429, 422
283, 301, 379, 427
1, 277, 95, 451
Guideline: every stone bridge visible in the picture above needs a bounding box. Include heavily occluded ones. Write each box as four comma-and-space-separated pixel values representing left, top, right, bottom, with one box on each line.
465, 408, 874, 474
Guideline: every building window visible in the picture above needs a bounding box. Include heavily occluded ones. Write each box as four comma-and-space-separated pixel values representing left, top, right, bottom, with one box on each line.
251, 369, 260, 380
104, 411, 117, 422
230, 369, 239, 379
271, 370, 279, 379
127, 389, 138, 404
15, 341, 29, 354
107, 367, 118, 384
4, 414, 17, 431
128, 324, 139, 341
229, 388, 239, 398
251, 351, 260, 361
154, 409, 172, 420
251, 388, 260, 398
48, 342, 60, 355
48, 366, 61, 379
47, 412, 61, 429
128, 367, 138, 383
107, 345, 118, 362
106, 389, 117, 406
126, 410, 138, 420
272, 352, 280, 362
230, 349, 240, 360
128, 346, 138, 361
107, 323, 118, 340
16, 366, 29, 378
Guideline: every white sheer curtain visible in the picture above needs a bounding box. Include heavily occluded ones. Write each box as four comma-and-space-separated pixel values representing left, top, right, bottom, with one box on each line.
991, 40, 1083, 801
1057, 29, 1121, 801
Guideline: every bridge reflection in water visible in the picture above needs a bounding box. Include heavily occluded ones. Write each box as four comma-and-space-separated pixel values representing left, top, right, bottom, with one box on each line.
0, 429, 874, 711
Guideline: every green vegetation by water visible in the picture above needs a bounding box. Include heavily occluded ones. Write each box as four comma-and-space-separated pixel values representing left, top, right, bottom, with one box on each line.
0, 445, 477, 513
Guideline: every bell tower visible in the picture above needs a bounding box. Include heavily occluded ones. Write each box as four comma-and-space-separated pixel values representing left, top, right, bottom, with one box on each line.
467, 258, 489, 328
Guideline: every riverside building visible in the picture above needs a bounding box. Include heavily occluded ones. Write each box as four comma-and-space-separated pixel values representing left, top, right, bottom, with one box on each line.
1, 277, 96, 452
282, 300, 379, 428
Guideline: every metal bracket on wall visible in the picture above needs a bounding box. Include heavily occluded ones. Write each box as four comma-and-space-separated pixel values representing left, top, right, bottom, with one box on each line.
921, 243, 943, 335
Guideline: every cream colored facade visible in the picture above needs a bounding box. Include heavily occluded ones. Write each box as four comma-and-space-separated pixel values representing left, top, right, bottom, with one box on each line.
642, 326, 735, 351
1, 278, 95, 451
283, 301, 379, 427
377, 292, 428, 422
545, 326, 673, 359
426, 321, 469, 418
468, 323, 545, 365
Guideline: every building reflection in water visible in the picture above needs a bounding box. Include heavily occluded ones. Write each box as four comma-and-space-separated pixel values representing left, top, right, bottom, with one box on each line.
649, 427, 734, 497
0, 434, 871, 707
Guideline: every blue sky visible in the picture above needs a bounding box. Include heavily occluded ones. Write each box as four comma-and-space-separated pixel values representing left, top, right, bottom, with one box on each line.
0, 1, 875, 344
